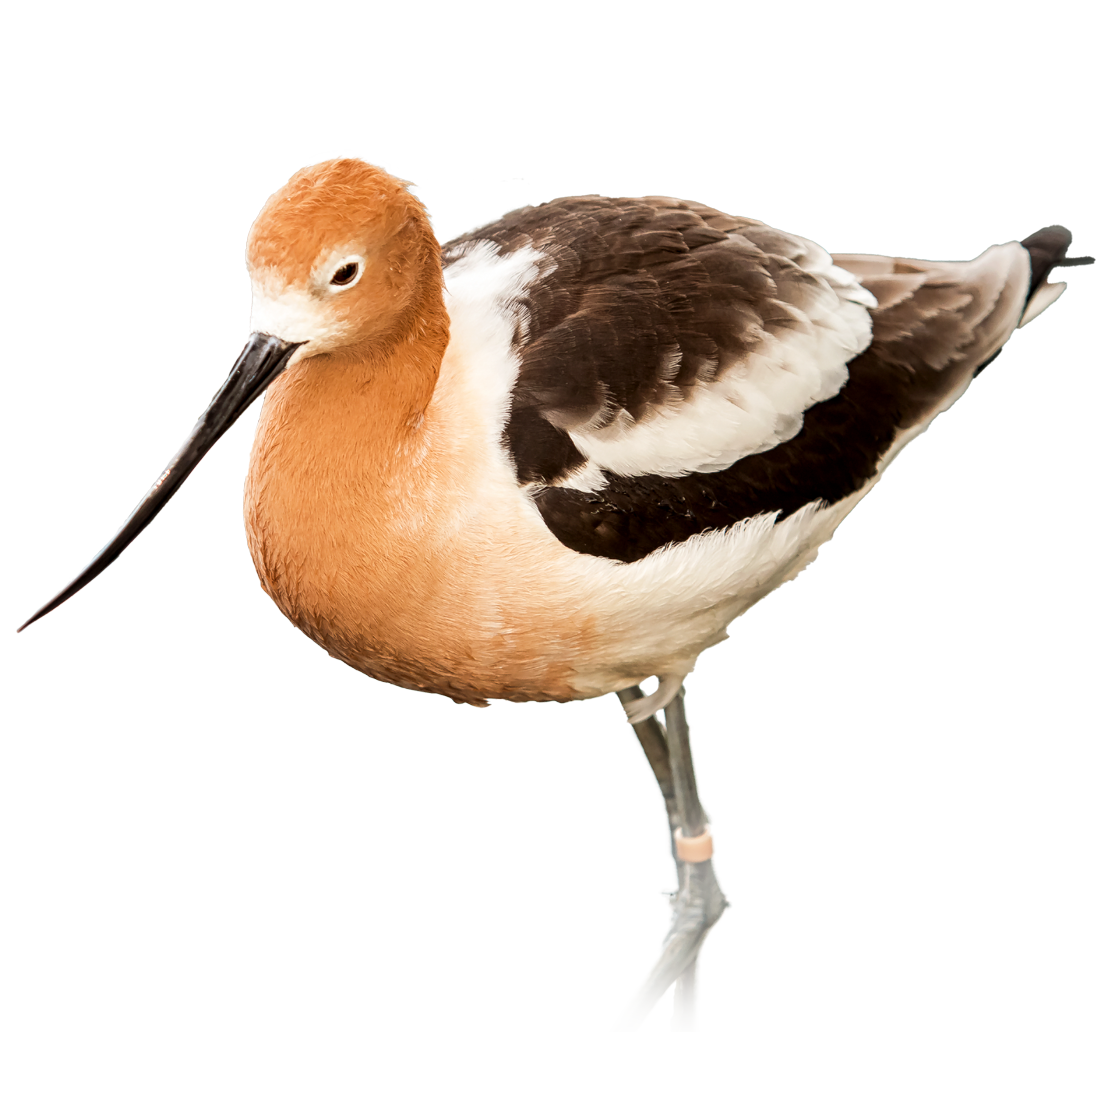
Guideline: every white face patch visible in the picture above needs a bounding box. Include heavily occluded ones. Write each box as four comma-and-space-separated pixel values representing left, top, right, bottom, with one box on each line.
249, 274, 345, 352
248, 246, 368, 355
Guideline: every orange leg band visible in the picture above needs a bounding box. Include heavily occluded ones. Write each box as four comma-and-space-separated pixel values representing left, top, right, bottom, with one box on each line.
674, 829, 713, 863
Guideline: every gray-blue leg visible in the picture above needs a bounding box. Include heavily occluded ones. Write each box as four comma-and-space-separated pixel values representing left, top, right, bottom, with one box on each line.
617, 686, 728, 1028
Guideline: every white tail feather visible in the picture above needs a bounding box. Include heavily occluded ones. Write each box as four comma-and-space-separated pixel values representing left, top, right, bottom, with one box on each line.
1018, 280, 1067, 326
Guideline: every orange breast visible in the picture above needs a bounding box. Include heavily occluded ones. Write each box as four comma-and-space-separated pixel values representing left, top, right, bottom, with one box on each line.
243, 331, 591, 706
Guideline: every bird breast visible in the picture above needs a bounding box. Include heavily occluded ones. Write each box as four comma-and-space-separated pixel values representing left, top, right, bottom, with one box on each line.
242, 340, 596, 705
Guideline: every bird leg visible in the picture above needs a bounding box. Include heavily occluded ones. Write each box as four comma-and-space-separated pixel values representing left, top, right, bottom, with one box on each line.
618, 684, 693, 1031
616, 685, 728, 1029
620, 685, 681, 855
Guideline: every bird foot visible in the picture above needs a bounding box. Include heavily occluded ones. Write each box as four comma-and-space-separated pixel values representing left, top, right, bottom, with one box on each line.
618, 859, 728, 1029
623, 674, 686, 724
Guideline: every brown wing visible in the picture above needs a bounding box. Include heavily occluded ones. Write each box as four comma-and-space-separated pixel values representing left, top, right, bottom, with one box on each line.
530, 241, 1032, 562
443, 196, 873, 486
833, 246, 1029, 380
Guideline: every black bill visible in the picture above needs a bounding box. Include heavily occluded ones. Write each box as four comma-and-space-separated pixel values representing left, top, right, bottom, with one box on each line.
18, 332, 304, 632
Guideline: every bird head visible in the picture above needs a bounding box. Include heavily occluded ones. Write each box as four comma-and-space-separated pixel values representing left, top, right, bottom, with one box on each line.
247, 158, 440, 357
19, 158, 438, 631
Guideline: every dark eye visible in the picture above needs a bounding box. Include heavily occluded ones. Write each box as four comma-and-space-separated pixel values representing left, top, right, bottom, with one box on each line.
330, 262, 360, 286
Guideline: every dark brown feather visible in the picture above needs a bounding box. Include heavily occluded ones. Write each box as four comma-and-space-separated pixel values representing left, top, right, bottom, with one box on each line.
443, 207, 1037, 563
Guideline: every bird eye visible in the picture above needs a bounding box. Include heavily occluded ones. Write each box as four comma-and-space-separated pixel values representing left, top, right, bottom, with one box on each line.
330, 262, 360, 286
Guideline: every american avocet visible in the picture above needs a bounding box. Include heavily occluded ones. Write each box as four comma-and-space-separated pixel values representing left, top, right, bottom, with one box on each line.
19, 159, 1093, 1026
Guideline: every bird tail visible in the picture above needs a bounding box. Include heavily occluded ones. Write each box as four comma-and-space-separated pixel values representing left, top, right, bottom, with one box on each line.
1018, 280, 1063, 326
1017, 225, 1094, 328
972, 226, 1093, 377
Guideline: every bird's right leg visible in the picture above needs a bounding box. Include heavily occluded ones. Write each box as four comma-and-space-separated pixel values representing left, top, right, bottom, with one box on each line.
618, 684, 693, 1031
618, 687, 691, 1024
616, 685, 728, 1029
619, 684, 681, 860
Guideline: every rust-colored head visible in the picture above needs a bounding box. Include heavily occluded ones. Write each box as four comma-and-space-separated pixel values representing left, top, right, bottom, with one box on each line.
247, 158, 442, 355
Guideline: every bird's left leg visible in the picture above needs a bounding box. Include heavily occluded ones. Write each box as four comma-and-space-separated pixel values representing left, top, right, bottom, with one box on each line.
617, 685, 728, 1028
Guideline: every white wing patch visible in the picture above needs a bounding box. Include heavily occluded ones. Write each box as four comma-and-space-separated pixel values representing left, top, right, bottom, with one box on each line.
440, 242, 547, 449
565, 232, 876, 479
443, 240, 547, 350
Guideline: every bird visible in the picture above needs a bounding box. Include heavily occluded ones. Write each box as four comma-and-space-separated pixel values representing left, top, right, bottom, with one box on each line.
18, 157, 1093, 1027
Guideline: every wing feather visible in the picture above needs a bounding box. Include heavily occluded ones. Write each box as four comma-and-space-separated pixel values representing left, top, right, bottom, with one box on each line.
444, 197, 876, 485
442, 205, 1033, 563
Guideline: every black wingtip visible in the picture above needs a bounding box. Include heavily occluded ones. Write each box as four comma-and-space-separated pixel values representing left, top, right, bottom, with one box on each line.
1018, 226, 1071, 298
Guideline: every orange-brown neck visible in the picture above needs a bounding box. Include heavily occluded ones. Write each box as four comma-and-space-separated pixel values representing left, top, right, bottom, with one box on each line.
241, 222, 589, 705
244, 272, 450, 642
257, 321, 446, 472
